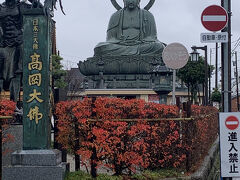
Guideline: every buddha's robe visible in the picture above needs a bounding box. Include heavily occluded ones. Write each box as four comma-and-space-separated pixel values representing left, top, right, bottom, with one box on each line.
94, 8, 165, 56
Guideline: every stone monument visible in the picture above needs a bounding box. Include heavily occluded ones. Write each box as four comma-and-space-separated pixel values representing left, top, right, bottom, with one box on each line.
79, 0, 172, 98
2, 0, 66, 179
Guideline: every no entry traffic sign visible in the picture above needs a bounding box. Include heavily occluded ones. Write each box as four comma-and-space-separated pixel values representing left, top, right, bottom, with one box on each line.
225, 116, 239, 131
219, 113, 240, 177
201, 5, 228, 32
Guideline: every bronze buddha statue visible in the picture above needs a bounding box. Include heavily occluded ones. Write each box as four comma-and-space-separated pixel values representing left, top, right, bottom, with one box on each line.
94, 0, 165, 56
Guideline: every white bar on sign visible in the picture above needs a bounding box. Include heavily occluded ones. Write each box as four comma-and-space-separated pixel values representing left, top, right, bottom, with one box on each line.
226, 121, 238, 125
203, 15, 226, 21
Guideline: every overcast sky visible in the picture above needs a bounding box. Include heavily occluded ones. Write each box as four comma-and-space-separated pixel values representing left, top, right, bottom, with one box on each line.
0, 0, 239, 72
51, 0, 240, 70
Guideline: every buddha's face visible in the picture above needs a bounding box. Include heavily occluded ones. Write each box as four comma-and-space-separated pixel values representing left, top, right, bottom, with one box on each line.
123, 0, 140, 10
5, 0, 16, 7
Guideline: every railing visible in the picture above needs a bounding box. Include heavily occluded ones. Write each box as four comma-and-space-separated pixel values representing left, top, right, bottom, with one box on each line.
87, 117, 193, 122
0, 116, 12, 119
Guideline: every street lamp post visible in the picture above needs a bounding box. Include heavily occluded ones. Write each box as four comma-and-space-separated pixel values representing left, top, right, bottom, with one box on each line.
191, 46, 208, 105
209, 49, 212, 104
215, 43, 219, 90
190, 49, 199, 62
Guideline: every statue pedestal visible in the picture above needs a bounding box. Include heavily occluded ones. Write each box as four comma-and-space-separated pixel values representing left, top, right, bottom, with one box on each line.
3, 150, 67, 180
2, 124, 23, 167
79, 55, 173, 92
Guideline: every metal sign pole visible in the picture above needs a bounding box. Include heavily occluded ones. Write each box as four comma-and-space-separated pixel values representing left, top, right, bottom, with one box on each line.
172, 69, 176, 105
215, 43, 218, 89
204, 46, 208, 105
227, 0, 232, 112
221, 0, 231, 113
162, 43, 189, 107
221, 0, 233, 179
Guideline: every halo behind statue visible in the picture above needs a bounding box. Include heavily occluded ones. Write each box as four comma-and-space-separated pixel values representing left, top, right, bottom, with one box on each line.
110, 0, 155, 11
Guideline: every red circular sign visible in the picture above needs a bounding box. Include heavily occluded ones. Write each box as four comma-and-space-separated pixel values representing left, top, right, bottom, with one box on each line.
225, 116, 239, 131
201, 5, 228, 32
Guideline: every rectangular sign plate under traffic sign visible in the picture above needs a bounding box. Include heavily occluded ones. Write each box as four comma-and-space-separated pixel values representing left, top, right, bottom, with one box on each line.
200, 32, 228, 43
219, 112, 240, 178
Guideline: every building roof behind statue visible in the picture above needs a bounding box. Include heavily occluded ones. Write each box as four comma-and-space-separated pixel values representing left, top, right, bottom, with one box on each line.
152, 65, 172, 73
67, 68, 84, 79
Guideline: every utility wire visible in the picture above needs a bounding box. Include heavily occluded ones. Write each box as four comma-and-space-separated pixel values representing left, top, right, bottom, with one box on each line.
61, 53, 83, 59
232, 38, 240, 54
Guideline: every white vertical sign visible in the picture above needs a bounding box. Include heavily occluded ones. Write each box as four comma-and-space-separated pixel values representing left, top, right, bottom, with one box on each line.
220, 112, 240, 178
200, 32, 228, 43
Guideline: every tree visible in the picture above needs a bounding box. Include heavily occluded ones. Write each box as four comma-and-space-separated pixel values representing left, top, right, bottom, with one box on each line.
51, 54, 67, 152
211, 88, 221, 103
64, 68, 85, 95
52, 55, 67, 89
177, 56, 214, 103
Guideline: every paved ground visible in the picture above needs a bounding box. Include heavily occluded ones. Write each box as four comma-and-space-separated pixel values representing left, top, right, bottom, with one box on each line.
207, 151, 220, 180
67, 154, 113, 174
67, 153, 223, 179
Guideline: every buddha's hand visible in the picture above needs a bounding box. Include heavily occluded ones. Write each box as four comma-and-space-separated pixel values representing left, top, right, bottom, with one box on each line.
119, 35, 127, 41
121, 40, 141, 46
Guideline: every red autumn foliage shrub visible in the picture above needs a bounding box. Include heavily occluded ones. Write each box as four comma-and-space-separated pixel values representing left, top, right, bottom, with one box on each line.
82, 120, 151, 175
146, 120, 188, 169
55, 97, 218, 175
0, 100, 16, 116
187, 105, 219, 171
0, 100, 16, 146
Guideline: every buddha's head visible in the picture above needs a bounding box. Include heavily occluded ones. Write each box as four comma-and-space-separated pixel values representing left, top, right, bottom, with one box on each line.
5, 0, 17, 7
123, 0, 140, 10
